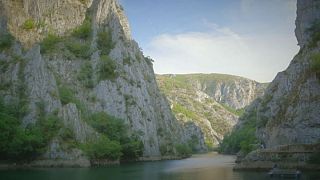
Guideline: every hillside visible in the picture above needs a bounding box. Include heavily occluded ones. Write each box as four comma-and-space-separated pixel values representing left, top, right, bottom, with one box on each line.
220, 0, 320, 169
0, 0, 204, 166
156, 74, 267, 147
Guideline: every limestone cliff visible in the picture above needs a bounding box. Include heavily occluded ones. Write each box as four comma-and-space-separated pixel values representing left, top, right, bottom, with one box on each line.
156, 74, 267, 148
254, 0, 320, 148
0, 0, 195, 165
231, 0, 320, 168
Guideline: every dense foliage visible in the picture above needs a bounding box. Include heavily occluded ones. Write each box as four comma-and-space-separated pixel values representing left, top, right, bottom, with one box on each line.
40, 34, 63, 54
78, 61, 94, 88
97, 30, 114, 55
0, 99, 61, 161
175, 144, 192, 157
219, 110, 258, 155
99, 55, 118, 81
82, 135, 122, 160
72, 20, 92, 40
84, 112, 143, 161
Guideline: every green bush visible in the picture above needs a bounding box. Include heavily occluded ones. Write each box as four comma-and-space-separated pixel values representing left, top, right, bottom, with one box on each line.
86, 112, 144, 160
120, 136, 144, 160
23, 19, 36, 30
97, 30, 114, 55
88, 112, 125, 141
0, 99, 61, 161
78, 61, 94, 88
72, 20, 92, 40
99, 55, 117, 81
40, 34, 63, 54
66, 40, 91, 59
0, 33, 14, 51
58, 86, 75, 105
175, 144, 192, 157
219, 111, 258, 155
311, 53, 320, 74
82, 135, 122, 160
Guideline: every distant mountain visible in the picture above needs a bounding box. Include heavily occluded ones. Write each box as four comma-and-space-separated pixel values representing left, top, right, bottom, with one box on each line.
156, 74, 267, 147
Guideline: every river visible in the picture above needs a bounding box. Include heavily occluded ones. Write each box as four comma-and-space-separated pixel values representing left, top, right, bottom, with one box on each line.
1, 152, 319, 180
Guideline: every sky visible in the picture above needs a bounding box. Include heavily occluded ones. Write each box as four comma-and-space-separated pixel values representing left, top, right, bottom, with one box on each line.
119, 0, 299, 83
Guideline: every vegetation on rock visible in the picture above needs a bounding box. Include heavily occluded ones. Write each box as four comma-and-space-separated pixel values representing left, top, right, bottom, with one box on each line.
40, 34, 63, 54
22, 19, 36, 30
0, 33, 14, 51
84, 112, 143, 161
0, 99, 61, 161
97, 30, 114, 55
99, 55, 118, 81
219, 110, 258, 155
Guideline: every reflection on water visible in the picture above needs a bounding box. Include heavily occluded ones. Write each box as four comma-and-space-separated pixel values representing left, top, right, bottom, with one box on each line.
0, 152, 319, 180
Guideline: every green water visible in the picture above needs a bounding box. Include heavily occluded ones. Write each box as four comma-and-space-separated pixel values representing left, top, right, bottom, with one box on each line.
0, 153, 319, 180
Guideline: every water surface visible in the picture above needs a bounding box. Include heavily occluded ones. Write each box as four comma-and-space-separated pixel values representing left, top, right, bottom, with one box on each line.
1, 152, 319, 180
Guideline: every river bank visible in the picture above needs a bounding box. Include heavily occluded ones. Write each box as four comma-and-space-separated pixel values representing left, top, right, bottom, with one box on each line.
0, 155, 189, 169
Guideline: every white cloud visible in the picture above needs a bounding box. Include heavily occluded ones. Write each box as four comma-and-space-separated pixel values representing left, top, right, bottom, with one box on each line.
145, 24, 299, 83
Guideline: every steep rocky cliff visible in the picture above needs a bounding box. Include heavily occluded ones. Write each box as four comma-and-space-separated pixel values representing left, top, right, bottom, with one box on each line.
156, 74, 267, 148
254, 0, 320, 148
0, 0, 198, 166
228, 0, 320, 169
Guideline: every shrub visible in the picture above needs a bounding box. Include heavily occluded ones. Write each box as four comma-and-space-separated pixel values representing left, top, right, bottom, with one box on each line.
0, 99, 61, 161
311, 53, 320, 74
87, 112, 125, 141
97, 30, 114, 55
120, 136, 143, 160
86, 112, 144, 160
58, 86, 75, 105
99, 55, 117, 81
72, 20, 92, 40
78, 61, 94, 88
66, 40, 91, 59
175, 144, 192, 157
40, 34, 63, 54
23, 19, 36, 30
219, 110, 258, 155
82, 135, 122, 160
0, 33, 14, 51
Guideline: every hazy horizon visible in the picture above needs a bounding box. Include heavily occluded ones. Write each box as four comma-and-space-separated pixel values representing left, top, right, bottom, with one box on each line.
120, 0, 299, 83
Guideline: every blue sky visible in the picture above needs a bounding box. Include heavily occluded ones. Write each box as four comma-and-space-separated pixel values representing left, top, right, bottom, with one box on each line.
120, 0, 299, 82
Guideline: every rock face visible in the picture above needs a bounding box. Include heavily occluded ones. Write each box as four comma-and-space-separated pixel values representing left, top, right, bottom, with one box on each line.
243, 0, 320, 149
156, 74, 267, 147
295, 0, 320, 48
0, 0, 194, 163
162, 74, 267, 110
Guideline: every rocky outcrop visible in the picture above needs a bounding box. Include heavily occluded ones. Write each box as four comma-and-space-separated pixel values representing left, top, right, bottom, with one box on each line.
295, 0, 320, 48
0, 0, 193, 165
156, 74, 266, 147
254, 0, 320, 148
162, 74, 267, 110
233, 0, 320, 169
